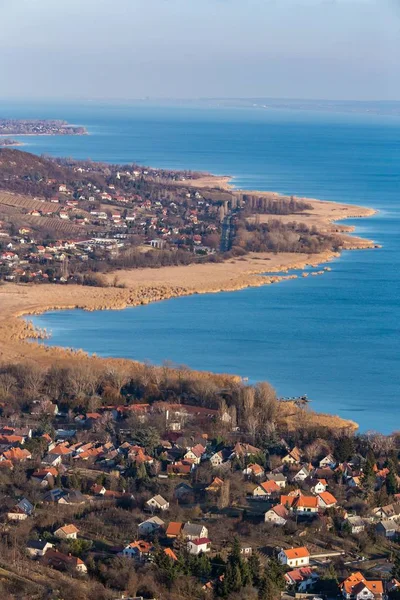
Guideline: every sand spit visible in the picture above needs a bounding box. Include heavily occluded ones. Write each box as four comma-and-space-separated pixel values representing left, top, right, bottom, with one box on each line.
0, 180, 378, 433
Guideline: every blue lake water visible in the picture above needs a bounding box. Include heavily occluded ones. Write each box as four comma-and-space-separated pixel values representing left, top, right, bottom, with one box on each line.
3, 100, 398, 433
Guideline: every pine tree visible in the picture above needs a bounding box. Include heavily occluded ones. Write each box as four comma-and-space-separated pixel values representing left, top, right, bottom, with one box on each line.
386, 460, 398, 496
362, 449, 376, 489
228, 536, 243, 569
248, 552, 262, 586
392, 552, 400, 580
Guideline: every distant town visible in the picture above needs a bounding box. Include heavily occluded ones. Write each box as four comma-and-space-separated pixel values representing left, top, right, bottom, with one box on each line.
0, 148, 333, 286
0, 119, 87, 136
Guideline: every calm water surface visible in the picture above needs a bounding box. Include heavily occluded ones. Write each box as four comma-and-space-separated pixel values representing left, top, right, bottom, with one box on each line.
5, 101, 398, 433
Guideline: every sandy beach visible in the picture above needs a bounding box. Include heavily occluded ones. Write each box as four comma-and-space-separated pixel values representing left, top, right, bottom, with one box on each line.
0, 177, 377, 432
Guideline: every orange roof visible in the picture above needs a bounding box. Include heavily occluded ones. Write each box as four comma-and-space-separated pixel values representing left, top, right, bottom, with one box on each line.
0, 434, 24, 444
49, 444, 70, 455
32, 467, 58, 478
128, 540, 152, 553
164, 548, 178, 561
0, 460, 13, 469
281, 495, 296, 507
283, 547, 310, 560
166, 522, 183, 537
57, 524, 79, 535
260, 480, 280, 494
341, 572, 383, 595
3, 447, 31, 461
248, 463, 264, 475
294, 495, 318, 509
318, 491, 337, 505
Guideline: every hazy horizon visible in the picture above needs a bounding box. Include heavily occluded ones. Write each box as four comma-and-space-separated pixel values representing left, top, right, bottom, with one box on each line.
1, 0, 399, 102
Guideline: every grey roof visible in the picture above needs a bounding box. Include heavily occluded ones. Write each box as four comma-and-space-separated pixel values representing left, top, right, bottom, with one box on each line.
16, 498, 34, 515
27, 539, 49, 550
182, 523, 205, 536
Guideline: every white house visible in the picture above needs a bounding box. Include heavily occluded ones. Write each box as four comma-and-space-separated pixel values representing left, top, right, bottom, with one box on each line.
285, 567, 319, 591
54, 524, 79, 540
26, 539, 53, 558
253, 480, 280, 498
310, 479, 327, 495
292, 466, 311, 483
146, 495, 169, 511
319, 454, 336, 469
187, 538, 211, 555
345, 516, 366, 534
182, 522, 208, 540
278, 547, 310, 568
317, 492, 337, 509
266, 473, 287, 489
264, 505, 289, 526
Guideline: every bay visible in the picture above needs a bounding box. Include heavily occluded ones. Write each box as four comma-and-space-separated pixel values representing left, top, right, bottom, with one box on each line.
4, 100, 398, 433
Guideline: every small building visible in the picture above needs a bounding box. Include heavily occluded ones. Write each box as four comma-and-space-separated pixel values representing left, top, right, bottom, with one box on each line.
264, 504, 289, 526
122, 540, 152, 561
345, 516, 366, 534
54, 524, 79, 540
138, 516, 165, 536
187, 538, 211, 555
278, 547, 310, 568
166, 522, 183, 538
146, 495, 169, 511
317, 491, 337, 509
282, 447, 302, 465
266, 472, 287, 489
243, 463, 265, 478
285, 567, 319, 591
253, 480, 280, 498
182, 522, 208, 541
375, 519, 400, 539
41, 549, 87, 573
26, 539, 53, 558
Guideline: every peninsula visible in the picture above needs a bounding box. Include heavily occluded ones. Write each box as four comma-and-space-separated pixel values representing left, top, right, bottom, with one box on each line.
0, 118, 87, 136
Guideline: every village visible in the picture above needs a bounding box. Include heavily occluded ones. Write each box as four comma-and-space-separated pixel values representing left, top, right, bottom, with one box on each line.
0, 150, 230, 284
0, 369, 399, 600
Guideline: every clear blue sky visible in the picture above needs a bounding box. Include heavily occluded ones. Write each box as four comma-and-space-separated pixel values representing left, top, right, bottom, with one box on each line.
1, 0, 399, 101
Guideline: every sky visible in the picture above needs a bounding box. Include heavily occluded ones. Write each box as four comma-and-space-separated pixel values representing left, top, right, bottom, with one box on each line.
0, 0, 399, 101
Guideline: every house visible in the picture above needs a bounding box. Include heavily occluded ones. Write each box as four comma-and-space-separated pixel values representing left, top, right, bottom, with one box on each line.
206, 477, 224, 493
375, 519, 400, 539
187, 538, 211, 555
292, 466, 311, 483
266, 472, 287, 489
184, 444, 206, 464
278, 547, 310, 568
182, 522, 208, 541
122, 540, 152, 561
282, 447, 302, 465
310, 479, 328, 495
41, 453, 62, 467
231, 442, 261, 460
3, 447, 32, 462
138, 516, 165, 535
317, 491, 337, 509
345, 516, 366, 534
31, 467, 58, 487
146, 495, 169, 511
210, 450, 230, 467
285, 567, 319, 591
243, 463, 265, 478
41, 549, 87, 573
372, 503, 400, 521
54, 524, 79, 540
173, 482, 194, 501
319, 454, 337, 469
281, 493, 319, 516
166, 522, 183, 538
253, 480, 280, 498
340, 572, 384, 600
26, 539, 53, 558
167, 462, 192, 476
7, 497, 34, 521
264, 504, 289, 526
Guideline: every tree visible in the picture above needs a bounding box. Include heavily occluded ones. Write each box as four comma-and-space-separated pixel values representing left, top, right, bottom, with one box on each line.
386, 460, 398, 496
248, 553, 262, 586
